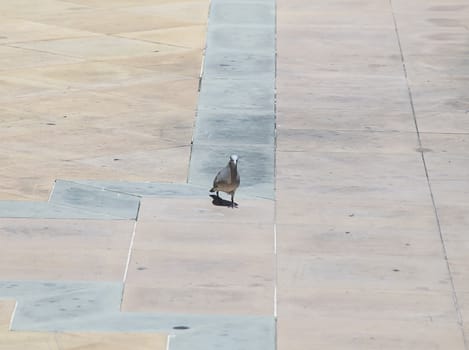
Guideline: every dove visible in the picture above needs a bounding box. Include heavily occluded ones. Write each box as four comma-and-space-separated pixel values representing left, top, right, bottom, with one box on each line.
210, 154, 240, 207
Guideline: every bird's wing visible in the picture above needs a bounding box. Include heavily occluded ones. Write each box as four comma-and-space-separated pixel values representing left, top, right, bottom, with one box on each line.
213, 165, 230, 187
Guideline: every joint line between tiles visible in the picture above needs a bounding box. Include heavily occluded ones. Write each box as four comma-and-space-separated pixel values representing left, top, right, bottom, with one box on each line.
123, 220, 138, 284
166, 334, 175, 350
390, 1, 468, 348
9, 301, 18, 331
273, 0, 279, 348
121, 220, 138, 310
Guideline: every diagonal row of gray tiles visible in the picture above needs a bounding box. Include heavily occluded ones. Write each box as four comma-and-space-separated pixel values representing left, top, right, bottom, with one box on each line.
2, 280, 274, 350
0, 0, 277, 349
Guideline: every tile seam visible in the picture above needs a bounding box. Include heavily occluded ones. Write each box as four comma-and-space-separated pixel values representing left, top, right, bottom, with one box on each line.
389, 1, 468, 348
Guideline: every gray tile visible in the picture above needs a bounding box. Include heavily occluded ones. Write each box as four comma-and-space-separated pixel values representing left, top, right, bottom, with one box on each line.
206, 24, 275, 54
189, 144, 274, 199
209, 2, 275, 26
0, 201, 127, 220
195, 111, 275, 146
50, 180, 140, 219
203, 50, 275, 81
198, 78, 275, 112
72, 180, 208, 198
0, 280, 275, 350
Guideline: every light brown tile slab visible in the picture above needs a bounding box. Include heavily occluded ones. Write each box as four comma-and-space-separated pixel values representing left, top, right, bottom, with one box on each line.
454, 292, 469, 336
125, 2, 210, 24
430, 180, 469, 206
277, 129, 419, 154
276, 194, 437, 226
276, 73, 413, 132
133, 221, 274, 255
138, 197, 275, 224
0, 0, 89, 19
420, 132, 469, 154
277, 254, 452, 292
123, 218, 275, 315
404, 54, 469, 82
3, 61, 181, 90
0, 18, 97, 44
0, 46, 82, 71
123, 244, 275, 315
424, 154, 469, 181
277, 26, 400, 59
122, 284, 273, 316
103, 48, 203, 77
101, 78, 200, 110
126, 249, 274, 288
30, 7, 199, 35
277, 9, 394, 28
277, 315, 464, 350
13, 36, 166, 60
277, 224, 443, 258
276, 151, 427, 186
279, 287, 458, 322
0, 219, 133, 281
119, 25, 207, 49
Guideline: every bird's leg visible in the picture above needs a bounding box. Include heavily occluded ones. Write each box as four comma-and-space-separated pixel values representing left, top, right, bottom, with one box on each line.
216, 191, 220, 198
231, 193, 234, 208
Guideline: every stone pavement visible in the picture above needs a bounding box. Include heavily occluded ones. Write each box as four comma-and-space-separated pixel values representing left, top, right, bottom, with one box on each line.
0, 0, 468, 349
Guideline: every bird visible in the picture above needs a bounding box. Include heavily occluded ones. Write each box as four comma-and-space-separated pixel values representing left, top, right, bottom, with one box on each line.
210, 154, 240, 207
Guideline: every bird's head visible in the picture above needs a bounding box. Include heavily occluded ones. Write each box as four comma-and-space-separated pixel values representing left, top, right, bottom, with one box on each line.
229, 154, 239, 166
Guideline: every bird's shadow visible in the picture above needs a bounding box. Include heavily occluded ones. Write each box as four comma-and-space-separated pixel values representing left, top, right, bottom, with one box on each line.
209, 194, 238, 208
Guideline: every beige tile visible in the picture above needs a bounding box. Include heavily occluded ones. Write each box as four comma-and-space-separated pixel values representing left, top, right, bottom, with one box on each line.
277, 315, 464, 350
431, 180, 469, 206
277, 129, 419, 154
449, 260, 469, 293
0, 219, 134, 248
276, 151, 427, 186
124, 244, 275, 315
277, 224, 443, 258
0, 219, 133, 280
0, 75, 60, 102
13, 36, 167, 60
0, 0, 89, 19
420, 132, 469, 154
0, 248, 128, 281
58, 0, 185, 8
276, 195, 437, 226
126, 249, 274, 289
0, 18, 97, 44
277, 26, 400, 59
0, 46, 82, 71
425, 154, 469, 181
101, 78, 200, 110
138, 197, 275, 224
119, 25, 207, 49
278, 287, 458, 324
277, 8, 394, 28
3, 61, 181, 90
125, 2, 210, 24
103, 48, 203, 77
122, 284, 273, 316
455, 292, 469, 335
133, 221, 274, 254
277, 254, 452, 292
32, 7, 199, 35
